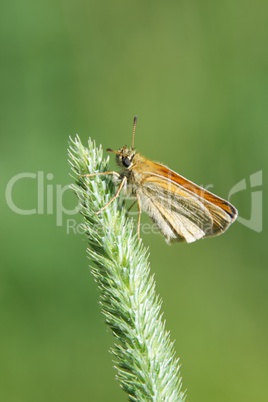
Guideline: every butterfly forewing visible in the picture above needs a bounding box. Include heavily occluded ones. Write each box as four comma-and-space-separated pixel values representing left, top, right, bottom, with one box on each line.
131, 156, 237, 243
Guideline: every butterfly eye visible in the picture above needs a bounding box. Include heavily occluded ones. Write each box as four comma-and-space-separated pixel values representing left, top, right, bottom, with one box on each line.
122, 156, 131, 168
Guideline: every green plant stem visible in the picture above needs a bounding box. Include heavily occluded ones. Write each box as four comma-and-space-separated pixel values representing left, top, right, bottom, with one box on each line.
68, 135, 186, 402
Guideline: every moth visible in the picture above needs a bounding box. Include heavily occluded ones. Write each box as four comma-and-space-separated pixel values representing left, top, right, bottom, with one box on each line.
84, 116, 238, 243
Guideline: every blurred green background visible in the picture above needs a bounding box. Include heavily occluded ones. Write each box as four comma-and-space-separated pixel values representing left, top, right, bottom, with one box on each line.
1, 1, 267, 401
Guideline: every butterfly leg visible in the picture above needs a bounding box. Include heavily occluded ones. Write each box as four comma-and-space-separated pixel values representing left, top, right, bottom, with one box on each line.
81, 171, 125, 214
81, 171, 121, 179
96, 175, 127, 214
136, 193, 142, 240
126, 199, 137, 214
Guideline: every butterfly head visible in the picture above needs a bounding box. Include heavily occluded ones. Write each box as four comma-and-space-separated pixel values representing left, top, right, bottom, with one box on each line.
107, 146, 136, 169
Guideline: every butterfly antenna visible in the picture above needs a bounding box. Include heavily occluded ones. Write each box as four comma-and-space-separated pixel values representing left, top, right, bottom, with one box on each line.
131, 115, 137, 149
